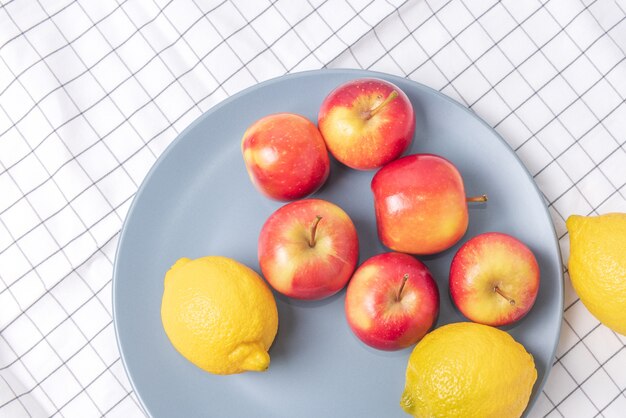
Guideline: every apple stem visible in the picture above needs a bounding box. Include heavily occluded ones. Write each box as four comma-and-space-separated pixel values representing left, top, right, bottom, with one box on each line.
466, 194, 488, 203
308, 216, 323, 247
396, 274, 410, 302
494, 286, 516, 306
366, 90, 399, 119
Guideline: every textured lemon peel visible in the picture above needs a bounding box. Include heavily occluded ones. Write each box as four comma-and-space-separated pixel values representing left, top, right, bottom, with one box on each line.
401, 322, 537, 418
567, 213, 626, 336
161, 256, 278, 375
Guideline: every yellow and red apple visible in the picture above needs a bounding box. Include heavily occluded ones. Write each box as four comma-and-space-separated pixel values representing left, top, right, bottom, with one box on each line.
242, 113, 330, 201
371, 153, 486, 255
449, 232, 540, 326
318, 78, 414, 170
345, 252, 439, 351
258, 199, 359, 300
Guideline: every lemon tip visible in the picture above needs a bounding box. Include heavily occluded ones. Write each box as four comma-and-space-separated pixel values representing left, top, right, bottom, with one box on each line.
565, 214, 583, 230
241, 349, 271, 372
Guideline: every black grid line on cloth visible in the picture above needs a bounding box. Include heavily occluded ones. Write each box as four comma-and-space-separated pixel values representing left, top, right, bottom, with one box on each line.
0, 317, 114, 412
186, 0, 263, 85
0, 0, 405, 270
26, 0, 152, 209
380, 0, 599, 225
546, 128, 625, 225
270, 2, 325, 68
473, 2, 625, 411
546, 254, 626, 413
324, 0, 454, 70
0, 72, 132, 418
159, 0, 261, 92
540, 95, 626, 211
394, 6, 471, 106
0, 0, 79, 49
347, 0, 610, 147
517, 20, 626, 223
555, 177, 626, 245
1, 1, 108, 41
0, 0, 19, 11
454, 0, 611, 214
0, 2, 201, 414
406, 0, 546, 90
452, 1, 598, 110
414, 8, 626, 195
1, 0, 625, 417
52, 358, 123, 416
545, 318, 623, 416
499, 2, 626, 202
550, 314, 623, 409
0, 259, 119, 376
0, 259, 126, 414
394, 0, 619, 176
519, 6, 626, 416
226, 0, 287, 75
307, 0, 372, 67
0, 0, 132, 116
0, 0, 385, 184
3, 2, 322, 414
350, 0, 496, 87
0, 0, 337, 210
0, 233, 121, 372
0, 1, 266, 413
0, 4, 131, 295
555, 324, 619, 364
0, 0, 190, 149
103, 0, 203, 129
4, 0, 281, 374
101, 389, 133, 417
327, 1, 625, 416
271, 2, 326, 67
0, 182, 134, 304
0, 0, 253, 258
0, 374, 31, 416
410, 5, 623, 412
496, 75, 624, 165
513, 58, 625, 157
1, 1, 404, 414
0, 74, 123, 416
367, 3, 413, 75
0, 0, 375, 295
292, 0, 401, 71
0, 0, 225, 164
0, 223, 103, 417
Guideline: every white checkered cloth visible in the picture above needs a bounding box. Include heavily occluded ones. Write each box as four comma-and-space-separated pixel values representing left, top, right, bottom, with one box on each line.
0, 0, 625, 417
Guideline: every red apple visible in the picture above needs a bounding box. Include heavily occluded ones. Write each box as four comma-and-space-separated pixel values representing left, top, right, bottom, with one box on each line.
449, 232, 540, 326
318, 78, 414, 170
371, 153, 487, 255
258, 199, 359, 300
242, 113, 330, 201
345, 252, 439, 350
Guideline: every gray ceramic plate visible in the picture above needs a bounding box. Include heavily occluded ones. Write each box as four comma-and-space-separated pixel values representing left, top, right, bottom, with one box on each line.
113, 69, 563, 417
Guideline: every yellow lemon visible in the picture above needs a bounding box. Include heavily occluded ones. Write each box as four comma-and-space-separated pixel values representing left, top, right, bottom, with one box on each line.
566, 213, 626, 335
401, 322, 536, 418
161, 256, 278, 375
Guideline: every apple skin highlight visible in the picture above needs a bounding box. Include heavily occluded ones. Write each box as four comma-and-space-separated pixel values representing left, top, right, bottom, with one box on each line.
242, 113, 330, 201
258, 199, 359, 300
345, 252, 440, 351
318, 78, 415, 170
372, 154, 470, 255
449, 232, 540, 327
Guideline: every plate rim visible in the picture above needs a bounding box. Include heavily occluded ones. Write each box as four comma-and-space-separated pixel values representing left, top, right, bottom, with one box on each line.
112, 68, 564, 417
